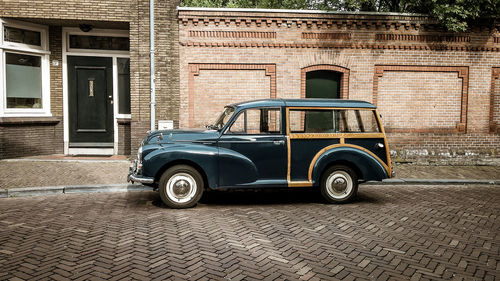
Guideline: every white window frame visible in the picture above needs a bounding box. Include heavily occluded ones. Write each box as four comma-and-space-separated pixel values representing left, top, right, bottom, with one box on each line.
0, 18, 51, 117
65, 29, 129, 55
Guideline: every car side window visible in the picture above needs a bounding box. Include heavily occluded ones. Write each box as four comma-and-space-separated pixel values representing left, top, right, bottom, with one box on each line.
227, 108, 281, 134
289, 109, 380, 133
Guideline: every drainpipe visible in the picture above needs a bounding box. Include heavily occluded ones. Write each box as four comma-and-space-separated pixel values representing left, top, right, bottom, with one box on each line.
149, 0, 156, 131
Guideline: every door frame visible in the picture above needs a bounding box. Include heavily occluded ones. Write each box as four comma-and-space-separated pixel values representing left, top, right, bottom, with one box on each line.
62, 27, 129, 155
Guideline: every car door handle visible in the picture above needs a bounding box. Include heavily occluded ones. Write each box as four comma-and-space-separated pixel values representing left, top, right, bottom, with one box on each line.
273, 140, 285, 145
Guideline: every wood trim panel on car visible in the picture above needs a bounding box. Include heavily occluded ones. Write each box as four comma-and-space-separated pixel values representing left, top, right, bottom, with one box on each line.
307, 143, 390, 182
285, 107, 392, 187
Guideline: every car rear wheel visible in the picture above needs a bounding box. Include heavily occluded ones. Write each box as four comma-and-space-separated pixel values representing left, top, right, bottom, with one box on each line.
320, 165, 358, 203
159, 165, 204, 208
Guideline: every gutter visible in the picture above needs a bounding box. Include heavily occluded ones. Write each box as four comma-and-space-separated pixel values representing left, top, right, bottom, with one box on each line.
150, 0, 156, 131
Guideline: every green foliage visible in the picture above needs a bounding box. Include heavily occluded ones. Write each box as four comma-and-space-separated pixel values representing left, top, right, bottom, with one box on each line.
180, 0, 499, 32
427, 0, 499, 32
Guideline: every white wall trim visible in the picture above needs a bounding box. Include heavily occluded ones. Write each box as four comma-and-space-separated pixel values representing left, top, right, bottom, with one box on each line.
112, 57, 119, 155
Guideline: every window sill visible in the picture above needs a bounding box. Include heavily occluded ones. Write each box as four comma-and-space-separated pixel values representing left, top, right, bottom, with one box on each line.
117, 118, 131, 125
0, 116, 61, 125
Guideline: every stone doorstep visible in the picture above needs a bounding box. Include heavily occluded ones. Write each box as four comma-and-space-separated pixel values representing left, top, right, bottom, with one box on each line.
4, 184, 153, 198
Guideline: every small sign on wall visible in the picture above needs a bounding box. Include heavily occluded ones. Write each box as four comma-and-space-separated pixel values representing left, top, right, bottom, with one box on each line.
158, 120, 174, 130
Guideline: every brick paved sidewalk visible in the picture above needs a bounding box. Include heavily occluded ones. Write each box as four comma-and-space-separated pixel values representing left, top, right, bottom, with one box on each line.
0, 154, 499, 189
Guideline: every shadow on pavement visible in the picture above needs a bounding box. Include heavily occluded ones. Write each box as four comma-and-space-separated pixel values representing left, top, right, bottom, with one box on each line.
149, 187, 381, 208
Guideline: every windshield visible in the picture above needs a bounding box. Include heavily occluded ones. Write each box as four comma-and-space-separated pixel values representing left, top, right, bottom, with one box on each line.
206, 106, 235, 130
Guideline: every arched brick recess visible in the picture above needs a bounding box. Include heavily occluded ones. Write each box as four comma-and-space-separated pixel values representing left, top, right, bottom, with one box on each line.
300, 65, 350, 99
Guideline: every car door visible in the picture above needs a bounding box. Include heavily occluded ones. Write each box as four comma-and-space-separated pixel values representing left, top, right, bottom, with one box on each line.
217, 107, 287, 187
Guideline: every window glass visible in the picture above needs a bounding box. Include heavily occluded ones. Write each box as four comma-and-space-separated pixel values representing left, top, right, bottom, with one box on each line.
209, 107, 234, 130
69, 35, 129, 51
289, 109, 380, 133
4, 26, 41, 46
354, 110, 380, 132
5, 53, 42, 109
117, 58, 130, 114
228, 108, 281, 134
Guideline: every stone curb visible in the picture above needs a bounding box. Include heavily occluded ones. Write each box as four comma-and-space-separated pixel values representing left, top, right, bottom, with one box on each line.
2, 184, 153, 198
1, 179, 499, 198
368, 178, 500, 185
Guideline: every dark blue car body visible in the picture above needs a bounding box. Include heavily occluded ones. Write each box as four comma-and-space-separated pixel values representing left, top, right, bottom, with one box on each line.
129, 99, 392, 193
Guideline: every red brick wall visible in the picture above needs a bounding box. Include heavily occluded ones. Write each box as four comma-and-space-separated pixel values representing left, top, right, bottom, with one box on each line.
378, 72, 462, 132
117, 121, 131, 155
186, 63, 276, 127
374, 66, 468, 133
0, 119, 63, 158
1, 0, 133, 21
179, 9, 500, 164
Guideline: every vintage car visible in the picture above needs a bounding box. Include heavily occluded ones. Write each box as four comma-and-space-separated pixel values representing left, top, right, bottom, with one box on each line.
128, 99, 392, 208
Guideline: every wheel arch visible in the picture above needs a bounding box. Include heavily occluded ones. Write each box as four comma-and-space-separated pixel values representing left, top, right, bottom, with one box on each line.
310, 146, 388, 184
154, 160, 209, 190
318, 160, 363, 184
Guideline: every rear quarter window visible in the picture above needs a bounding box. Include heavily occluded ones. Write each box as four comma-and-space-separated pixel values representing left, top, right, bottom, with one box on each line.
289, 108, 380, 133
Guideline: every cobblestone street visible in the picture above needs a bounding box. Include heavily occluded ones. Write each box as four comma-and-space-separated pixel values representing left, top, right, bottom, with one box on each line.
1, 184, 499, 280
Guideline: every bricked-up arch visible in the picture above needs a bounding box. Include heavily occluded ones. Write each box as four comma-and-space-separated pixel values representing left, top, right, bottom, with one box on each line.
188, 63, 276, 127
373, 65, 469, 134
490, 67, 500, 133
301, 65, 350, 99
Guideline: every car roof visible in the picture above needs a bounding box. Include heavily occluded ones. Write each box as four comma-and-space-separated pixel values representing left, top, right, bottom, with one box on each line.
229, 98, 376, 109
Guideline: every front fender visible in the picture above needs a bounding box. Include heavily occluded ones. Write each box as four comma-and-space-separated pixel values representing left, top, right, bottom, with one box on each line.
218, 147, 258, 187
311, 146, 388, 184
142, 143, 218, 188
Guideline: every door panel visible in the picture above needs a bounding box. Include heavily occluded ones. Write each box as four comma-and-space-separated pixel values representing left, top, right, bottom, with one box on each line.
289, 138, 340, 181
217, 107, 286, 187
68, 56, 113, 145
218, 135, 287, 187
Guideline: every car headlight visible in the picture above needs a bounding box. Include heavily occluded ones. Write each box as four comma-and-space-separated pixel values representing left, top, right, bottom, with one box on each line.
137, 146, 143, 170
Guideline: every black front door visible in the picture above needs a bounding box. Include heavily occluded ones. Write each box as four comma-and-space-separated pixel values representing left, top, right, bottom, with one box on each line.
68, 56, 113, 146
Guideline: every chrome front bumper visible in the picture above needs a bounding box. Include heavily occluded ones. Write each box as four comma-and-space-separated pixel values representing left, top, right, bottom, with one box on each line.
127, 173, 154, 184
127, 160, 154, 184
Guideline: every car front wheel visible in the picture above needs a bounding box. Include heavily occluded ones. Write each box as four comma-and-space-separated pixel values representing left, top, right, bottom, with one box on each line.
159, 165, 204, 208
320, 165, 358, 203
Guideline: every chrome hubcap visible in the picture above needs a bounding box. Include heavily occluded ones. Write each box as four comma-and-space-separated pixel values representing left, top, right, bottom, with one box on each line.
166, 173, 197, 203
173, 180, 190, 197
326, 171, 353, 199
332, 177, 347, 193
